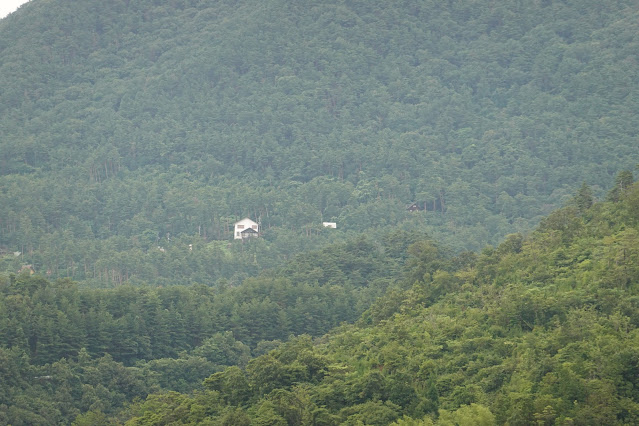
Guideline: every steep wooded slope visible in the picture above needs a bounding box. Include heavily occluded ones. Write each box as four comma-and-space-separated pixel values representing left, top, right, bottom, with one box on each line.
117, 179, 639, 425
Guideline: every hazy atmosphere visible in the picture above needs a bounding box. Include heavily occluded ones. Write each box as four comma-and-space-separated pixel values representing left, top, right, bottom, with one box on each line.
0, 0, 29, 19
1, 0, 639, 424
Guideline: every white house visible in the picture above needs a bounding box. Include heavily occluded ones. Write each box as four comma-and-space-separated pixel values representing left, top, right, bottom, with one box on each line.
322, 222, 337, 229
234, 218, 259, 239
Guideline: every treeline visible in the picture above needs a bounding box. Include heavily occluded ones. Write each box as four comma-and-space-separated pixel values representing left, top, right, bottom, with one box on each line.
2, 0, 639, 286
110, 176, 639, 425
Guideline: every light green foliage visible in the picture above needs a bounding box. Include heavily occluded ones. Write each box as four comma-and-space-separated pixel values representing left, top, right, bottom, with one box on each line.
437, 404, 495, 426
5, 181, 639, 424
251, 400, 288, 426
72, 410, 114, 426
339, 400, 401, 425
391, 416, 434, 426
119, 183, 639, 425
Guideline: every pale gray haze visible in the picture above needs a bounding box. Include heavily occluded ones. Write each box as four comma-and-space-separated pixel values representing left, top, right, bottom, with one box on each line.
1, 0, 30, 19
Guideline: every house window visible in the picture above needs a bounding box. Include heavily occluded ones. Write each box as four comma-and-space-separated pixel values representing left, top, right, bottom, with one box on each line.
237, 225, 244, 229
252, 225, 257, 229
236, 232, 240, 237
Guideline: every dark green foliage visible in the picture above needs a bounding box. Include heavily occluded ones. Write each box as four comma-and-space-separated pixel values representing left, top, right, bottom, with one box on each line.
574, 182, 594, 213
0, 232, 409, 423
2, 0, 639, 286
0, 233, 401, 370
608, 170, 635, 202
3, 0, 639, 423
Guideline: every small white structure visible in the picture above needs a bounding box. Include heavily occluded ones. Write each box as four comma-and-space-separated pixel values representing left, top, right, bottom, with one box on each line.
234, 218, 259, 239
322, 222, 337, 229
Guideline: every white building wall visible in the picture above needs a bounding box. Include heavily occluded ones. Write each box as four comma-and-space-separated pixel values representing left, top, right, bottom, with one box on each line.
234, 218, 259, 239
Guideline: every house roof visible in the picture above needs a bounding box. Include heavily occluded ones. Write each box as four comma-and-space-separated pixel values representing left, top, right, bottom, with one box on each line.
234, 218, 258, 227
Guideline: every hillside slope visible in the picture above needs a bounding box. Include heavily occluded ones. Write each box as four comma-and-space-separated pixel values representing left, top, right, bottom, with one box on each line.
117, 178, 639, 425
1, 0, 639, 286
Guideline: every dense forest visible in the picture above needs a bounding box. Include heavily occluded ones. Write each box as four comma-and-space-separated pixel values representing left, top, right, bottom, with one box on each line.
1, 175, 638, 424
1, 0, 639, 286
2, 0, 639, 424
0, 228, 423, 423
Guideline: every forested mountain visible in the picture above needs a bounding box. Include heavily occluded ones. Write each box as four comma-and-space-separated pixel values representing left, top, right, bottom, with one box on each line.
1, 0, 639, 286
2, 1, 639, 424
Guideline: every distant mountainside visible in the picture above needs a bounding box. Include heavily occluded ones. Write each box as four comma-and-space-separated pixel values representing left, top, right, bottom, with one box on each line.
1, 0, 638, 286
